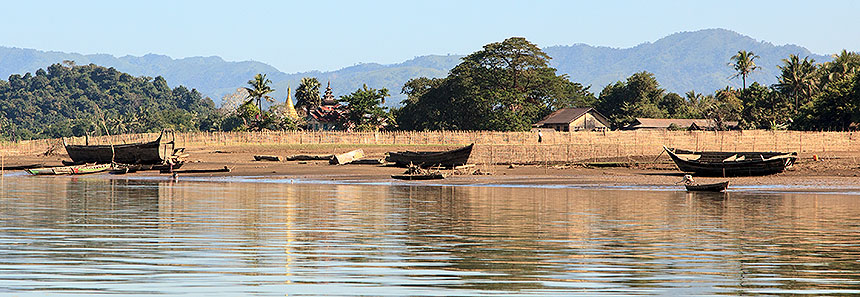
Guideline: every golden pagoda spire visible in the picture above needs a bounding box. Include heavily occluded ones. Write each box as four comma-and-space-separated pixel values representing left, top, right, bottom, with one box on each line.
285, 84, 298, 120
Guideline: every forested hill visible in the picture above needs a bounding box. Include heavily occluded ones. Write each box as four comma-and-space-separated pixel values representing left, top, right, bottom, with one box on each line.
0, 29, 835, 106
0, 64, 215, 140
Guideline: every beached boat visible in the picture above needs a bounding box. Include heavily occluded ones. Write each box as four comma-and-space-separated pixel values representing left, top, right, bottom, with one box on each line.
64, 132, 172, 165
26, 164, 111, 175
391, 173, 445, 180
685, 181, 729, 192
664, 146, 797, 176
385, 144, 474, 168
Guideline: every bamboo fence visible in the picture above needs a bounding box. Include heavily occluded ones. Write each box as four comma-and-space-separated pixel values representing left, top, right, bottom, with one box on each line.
2, 130, 859, 164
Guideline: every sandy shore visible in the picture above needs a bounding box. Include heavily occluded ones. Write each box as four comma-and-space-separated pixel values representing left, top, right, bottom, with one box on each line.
3, 144, 860, 190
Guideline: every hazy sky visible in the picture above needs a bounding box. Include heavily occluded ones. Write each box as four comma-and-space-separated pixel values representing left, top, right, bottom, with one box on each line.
2, 0, 857, 73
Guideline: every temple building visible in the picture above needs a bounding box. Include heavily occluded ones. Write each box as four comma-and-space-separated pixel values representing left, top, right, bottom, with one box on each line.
306, 82, 345, 131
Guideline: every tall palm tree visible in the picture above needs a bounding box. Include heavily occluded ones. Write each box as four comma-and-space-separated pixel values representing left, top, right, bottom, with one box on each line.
775, 54, 818, 111
826, 49, 859, 82
729, 50, 761, 91
294, 77, 322, 115
244, 74, 275, 114
684, 90, 712, 117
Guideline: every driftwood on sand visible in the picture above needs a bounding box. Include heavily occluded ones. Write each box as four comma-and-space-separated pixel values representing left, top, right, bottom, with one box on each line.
330, 149, 364, 165
348, 158, 385, 165
254, 155, 281, 162
286, 154, 334, 161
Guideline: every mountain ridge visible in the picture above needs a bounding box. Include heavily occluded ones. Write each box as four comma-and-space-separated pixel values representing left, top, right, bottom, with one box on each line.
0, 29, 838, 106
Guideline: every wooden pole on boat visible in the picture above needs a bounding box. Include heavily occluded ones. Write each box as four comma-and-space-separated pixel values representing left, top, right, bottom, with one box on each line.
93, 104, 116, 164
102, 121, 115, 164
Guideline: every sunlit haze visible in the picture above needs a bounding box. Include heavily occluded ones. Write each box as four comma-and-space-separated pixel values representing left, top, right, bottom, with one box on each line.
1, 0, 857, 73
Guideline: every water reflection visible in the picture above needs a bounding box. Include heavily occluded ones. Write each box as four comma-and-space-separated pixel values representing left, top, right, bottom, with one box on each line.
1, 177, 860, 295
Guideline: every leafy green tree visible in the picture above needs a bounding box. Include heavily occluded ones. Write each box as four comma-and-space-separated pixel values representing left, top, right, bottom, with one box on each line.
294, 77, 321, 115
708, 87, 743, 130
658, 92, 687, 117
821, 50, 860, 84
739, 83, 790, 129
338, 84, 390, 131
794, 71, 860, 130
684, 90, 713, 118
775, 54, 818, 111
395, 77, 451, 130
729, 50, 761, 91
546, 81, 596, 110
596, 71, 667, 128
244, 73, 274, 114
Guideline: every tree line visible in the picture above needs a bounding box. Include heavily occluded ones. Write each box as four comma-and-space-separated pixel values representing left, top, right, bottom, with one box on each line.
395, 38, 860, 131
1, 38, 858, 141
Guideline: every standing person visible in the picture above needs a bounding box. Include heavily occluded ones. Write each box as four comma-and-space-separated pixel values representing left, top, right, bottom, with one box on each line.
538, 131, 543, 143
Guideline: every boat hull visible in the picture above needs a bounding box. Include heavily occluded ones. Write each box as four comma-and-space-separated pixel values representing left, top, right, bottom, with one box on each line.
65, 135, 164, 165
26, 164, 111, 175
391, 173, 445, 180
385, 144, 473, 168
665, 147, 796, 177
685, 181, 729, 192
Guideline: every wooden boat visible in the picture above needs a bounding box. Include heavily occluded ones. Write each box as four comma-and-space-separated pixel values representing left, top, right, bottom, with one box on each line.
26, 164, 111, 175
664, 146, 797, 176
685, 181, 729, 192
64, 132, 171, 165
391, 173, 445, 180
385, 144, 474, 168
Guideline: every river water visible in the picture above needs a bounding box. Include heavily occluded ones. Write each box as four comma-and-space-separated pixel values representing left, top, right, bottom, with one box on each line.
1, 175, 860, 296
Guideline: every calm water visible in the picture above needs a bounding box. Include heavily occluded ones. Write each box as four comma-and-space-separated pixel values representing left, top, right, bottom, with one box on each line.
2, 175, 860, 296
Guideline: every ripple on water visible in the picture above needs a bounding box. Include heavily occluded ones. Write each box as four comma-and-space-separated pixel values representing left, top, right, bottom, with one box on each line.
2, 176, 860, 295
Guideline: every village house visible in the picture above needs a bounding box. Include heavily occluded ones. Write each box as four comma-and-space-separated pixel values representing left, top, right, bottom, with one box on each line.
533, 108, 611, 132
622, 118, 739, 130
306, 82, 344, 131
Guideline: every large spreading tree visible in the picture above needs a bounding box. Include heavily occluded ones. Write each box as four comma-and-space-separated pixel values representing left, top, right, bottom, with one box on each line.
395, 37, 593, 131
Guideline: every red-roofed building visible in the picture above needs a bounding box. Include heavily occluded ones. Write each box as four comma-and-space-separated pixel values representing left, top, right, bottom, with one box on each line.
533, 108, 610, 131
306, 82, 344, 131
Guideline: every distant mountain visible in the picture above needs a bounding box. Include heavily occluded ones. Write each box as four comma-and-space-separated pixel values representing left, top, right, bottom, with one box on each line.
0, 46, 461, 107
0, 29, 839, 107
545, 28, 831, 95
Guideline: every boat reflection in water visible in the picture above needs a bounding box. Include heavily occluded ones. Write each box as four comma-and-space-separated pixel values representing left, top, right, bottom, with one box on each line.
1, 176, 860, 295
